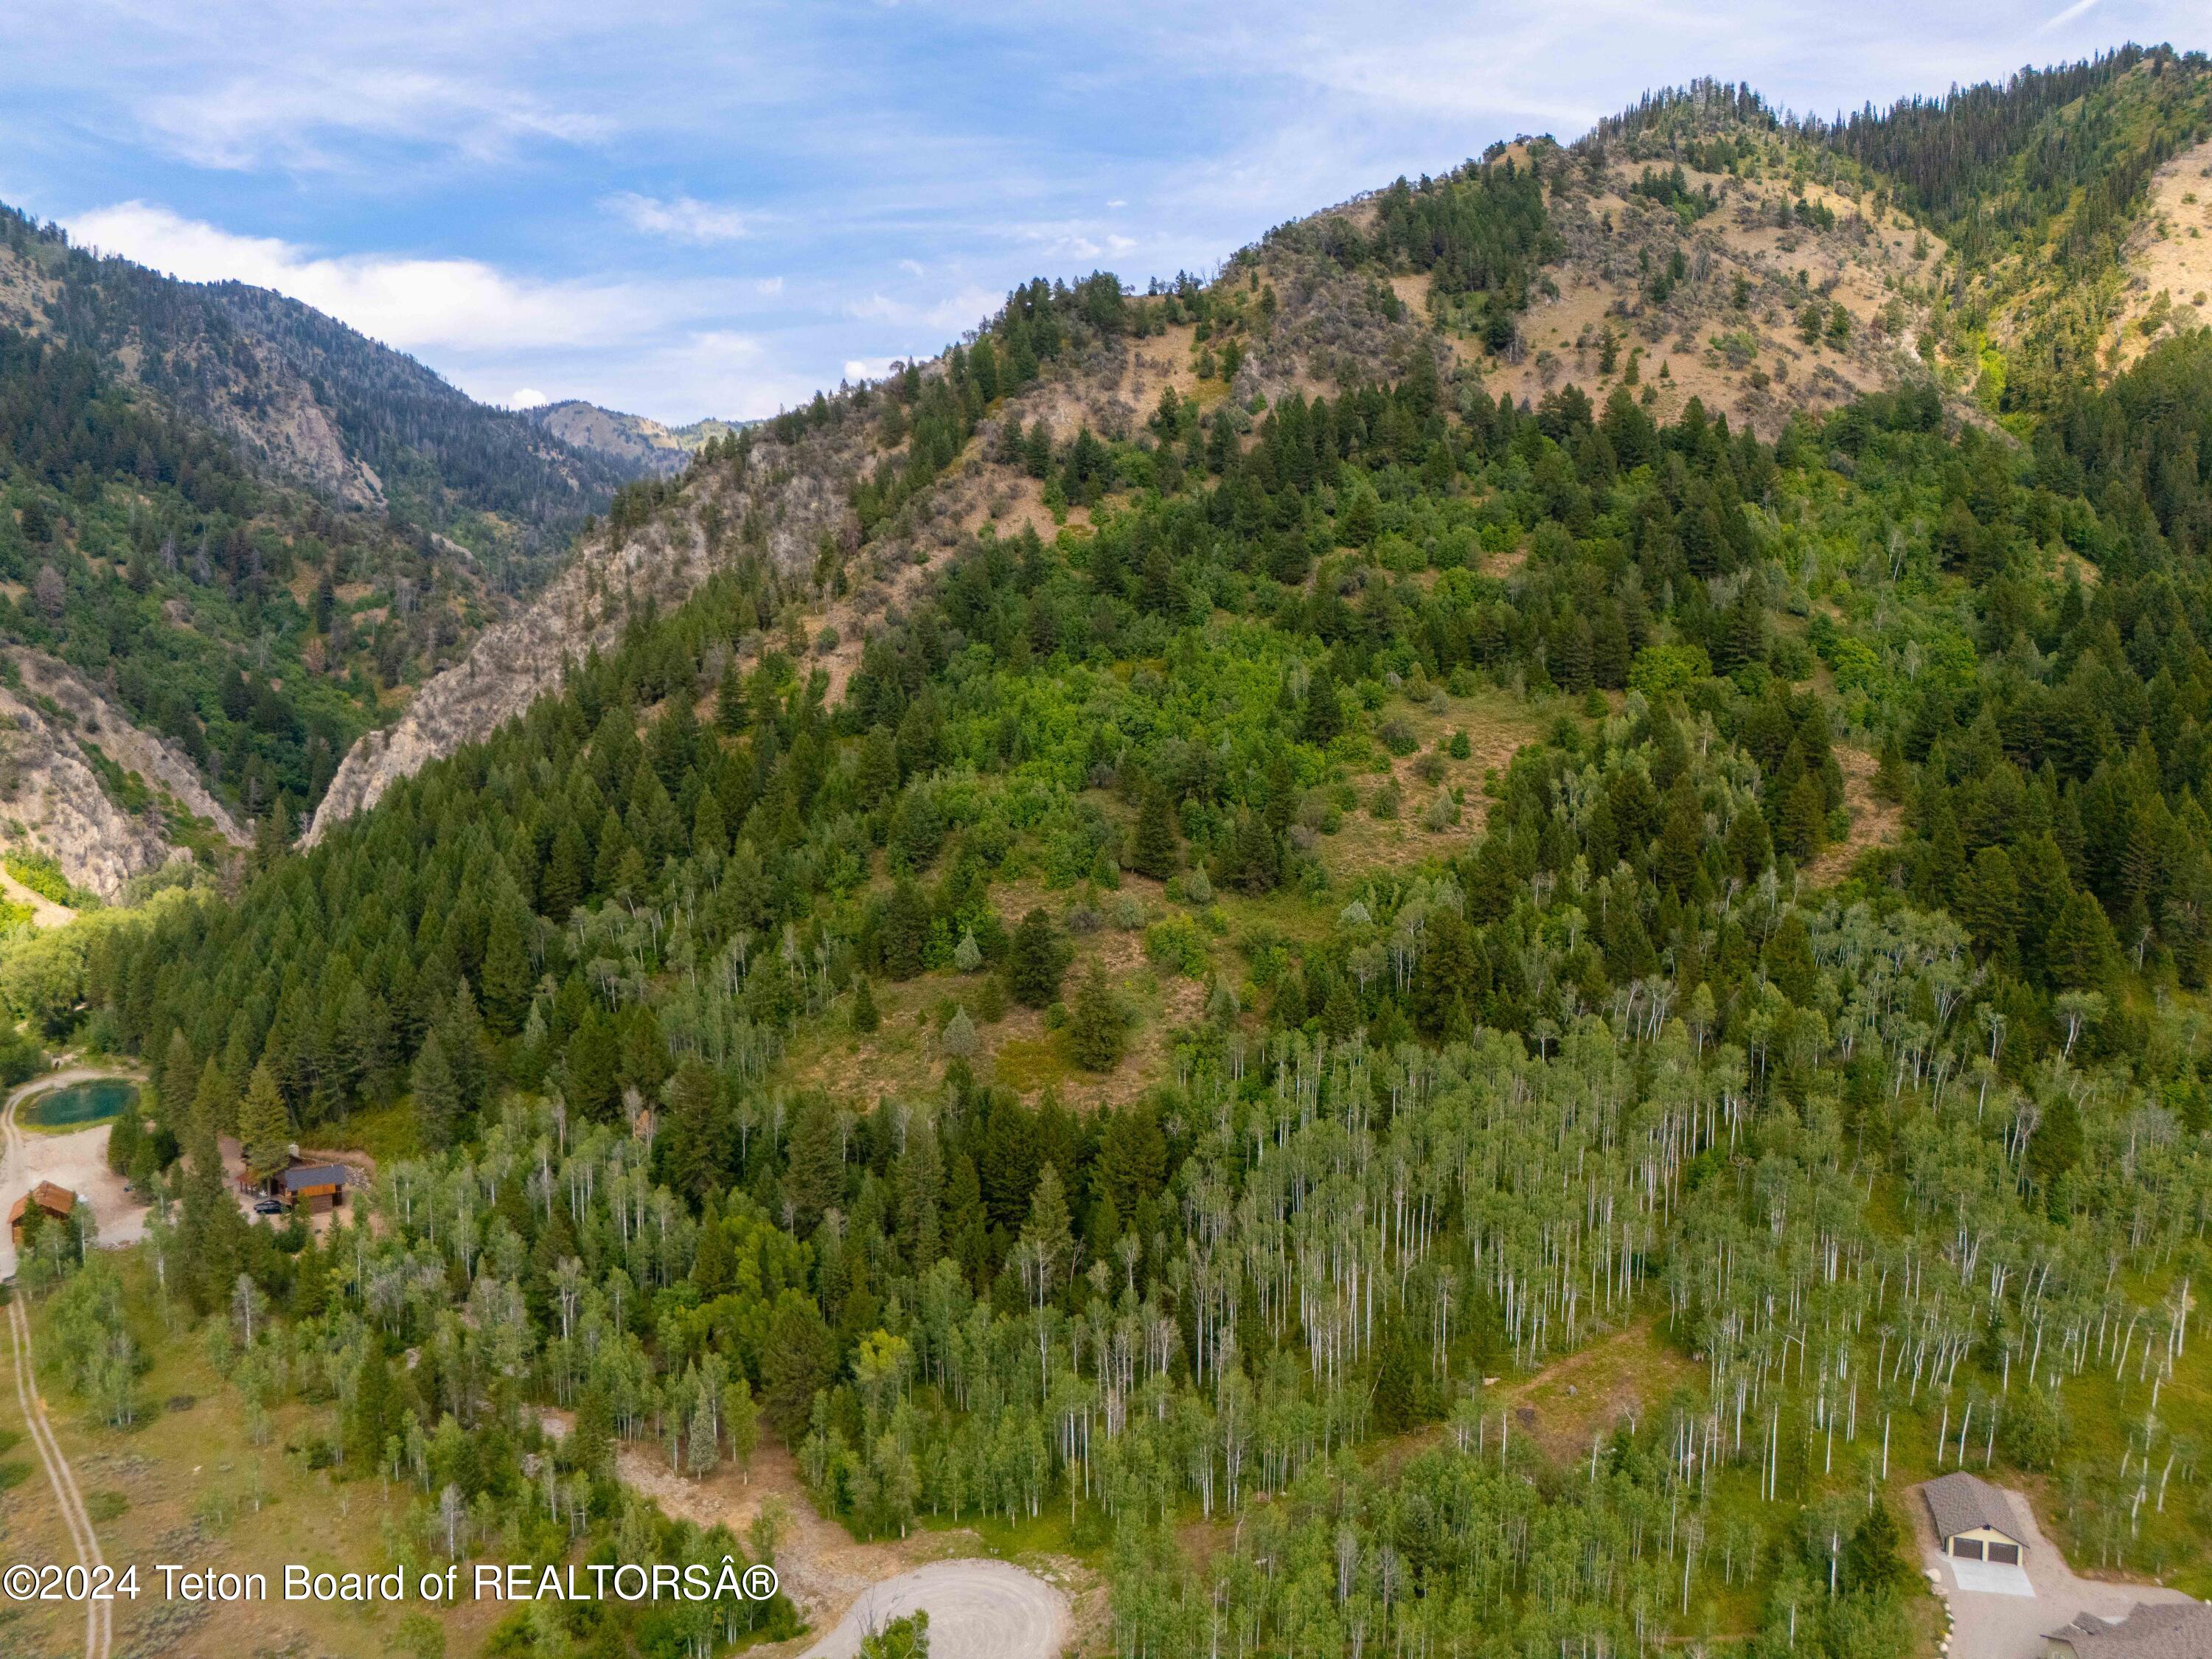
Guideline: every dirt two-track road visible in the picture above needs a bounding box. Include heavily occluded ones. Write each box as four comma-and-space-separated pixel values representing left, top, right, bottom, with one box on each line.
0, 1067, 146, 1659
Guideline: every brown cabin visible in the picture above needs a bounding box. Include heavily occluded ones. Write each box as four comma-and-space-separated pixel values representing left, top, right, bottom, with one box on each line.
8, 1181, 76, 1243
278, 1162, 349, 1211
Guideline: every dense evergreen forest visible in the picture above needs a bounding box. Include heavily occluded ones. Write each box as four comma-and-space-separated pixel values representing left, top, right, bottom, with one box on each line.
11, 49, 2212, 1659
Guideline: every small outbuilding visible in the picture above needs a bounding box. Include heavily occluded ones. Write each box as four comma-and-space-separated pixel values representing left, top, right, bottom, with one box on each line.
8, 1180, 76, 1243
1923, 1470, 2027, 1565
2044, 1601, 2212, 1656
279, 1163, 349, 1212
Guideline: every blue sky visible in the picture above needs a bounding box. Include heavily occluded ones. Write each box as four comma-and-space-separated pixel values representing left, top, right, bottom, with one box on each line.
0, 1, 2202, 424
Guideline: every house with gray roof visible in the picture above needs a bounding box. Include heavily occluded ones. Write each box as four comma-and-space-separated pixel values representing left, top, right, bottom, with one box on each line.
1923, 1470, 2027, 1565
2044, 1601, 2212, 1657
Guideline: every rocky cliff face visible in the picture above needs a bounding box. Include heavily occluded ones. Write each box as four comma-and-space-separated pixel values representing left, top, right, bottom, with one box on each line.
306, 433, 860, 840
0, 650, 246, 897
527, 402, 750, 477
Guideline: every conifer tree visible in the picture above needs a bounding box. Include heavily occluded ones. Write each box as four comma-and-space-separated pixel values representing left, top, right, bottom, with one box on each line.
1129, 785, 1180, 879
1020, 1166, 1074, 1297
238, 1059, 290, 1180
1226, 810, 1281, 893
785, 1096, 845, 1232
564, 1008, 622, 1121
480, 904, 534, 1037
1303, 667, 1344, 745
157, 1029, 195, 1138
1763, 913, 1818, 1005
1955, 846, 2023, 965
880, 880, 931, 981
411, 1030, 461, 1152
1321, 977, 1361, 1040
541, 820, 589, 919
888, 787, 945, 872
1009, 908, 1065, 1007
177, 1060, 242, 1315
657, 1059, 723, 1202
1069, 962, 1124, 1071
714, 655, 750, 735
1778, 773, 1827, 864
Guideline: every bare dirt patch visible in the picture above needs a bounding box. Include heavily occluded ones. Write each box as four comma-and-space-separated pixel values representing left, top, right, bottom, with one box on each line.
1803, 743, 1902, 887
1318, 687, 1548, 880
2114, 136, 2212, 371
0, 1069, 148, 1278
1475, 164, 1949, 437
613, 1440, 1076, 1659
1495, 1318, 1697, 1464
1371, 1318, 1697, 1478
0, 865, 72, 928
781, 886, 1210, 1113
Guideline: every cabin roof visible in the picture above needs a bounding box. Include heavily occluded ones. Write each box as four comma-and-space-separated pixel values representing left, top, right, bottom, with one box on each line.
2045, 1601, 2212, 1657
1921, 1472, 2020, 1543
7, 1181, 77, 1223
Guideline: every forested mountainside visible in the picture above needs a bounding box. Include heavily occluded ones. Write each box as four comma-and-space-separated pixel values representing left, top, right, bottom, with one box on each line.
0, 206, 636, 574
13, 46, 2212, 1659
0, 204, 661, 892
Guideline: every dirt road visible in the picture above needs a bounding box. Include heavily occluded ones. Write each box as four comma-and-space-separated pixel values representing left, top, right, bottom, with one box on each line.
797, 1559, 1070, 1659
7, 1294, 110, 1659
608, 1439, 1071, 1659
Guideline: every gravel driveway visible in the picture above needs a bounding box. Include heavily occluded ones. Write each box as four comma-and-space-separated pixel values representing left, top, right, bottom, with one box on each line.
1916, 1478, 2195, 1658
0, 1069, 148, 1279
797, 1559, 1069, 1659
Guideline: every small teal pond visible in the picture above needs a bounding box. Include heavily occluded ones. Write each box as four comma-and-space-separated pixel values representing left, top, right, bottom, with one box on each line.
21, 1079, 137, 1130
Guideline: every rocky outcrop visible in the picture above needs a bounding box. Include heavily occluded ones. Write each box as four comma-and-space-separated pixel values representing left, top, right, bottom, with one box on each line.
527, 402, 749, 478
306, 439, 858, 841
0, 650, 246, 897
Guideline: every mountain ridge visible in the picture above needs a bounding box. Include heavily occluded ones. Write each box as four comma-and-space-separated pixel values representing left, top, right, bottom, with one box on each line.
303, 75, 2021, 837
526, 400, 750, 476
0, 203, 675, 891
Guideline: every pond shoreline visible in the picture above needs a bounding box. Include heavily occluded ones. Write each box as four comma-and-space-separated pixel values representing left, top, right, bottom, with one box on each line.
18, 1077, 138, 1134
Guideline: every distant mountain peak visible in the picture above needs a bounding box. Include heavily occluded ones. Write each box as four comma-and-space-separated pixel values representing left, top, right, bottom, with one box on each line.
524, 400, 750, 476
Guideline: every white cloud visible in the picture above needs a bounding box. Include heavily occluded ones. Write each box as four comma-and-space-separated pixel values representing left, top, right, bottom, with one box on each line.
508, 386, 550, 407
898, 257, 925, 276
846, 284, 1000, 333
607, 192, 748, 244
2040, 0, 2098, 29
451, 329, 818, 425
1012, 219, 1143, 266
754, 276, 785, 295
140, 67, 613, 172
844, 357, 900, 383
66, 201, 661, 352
